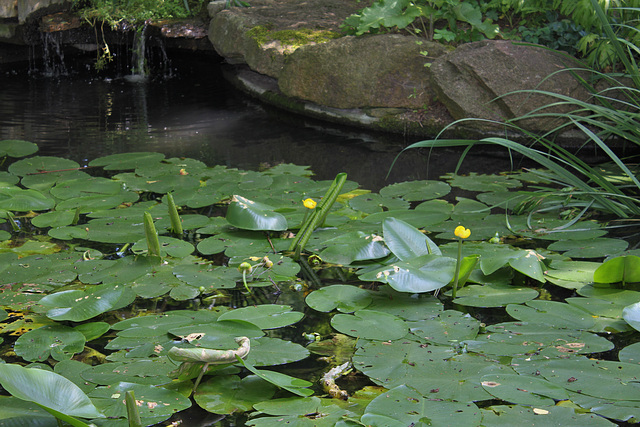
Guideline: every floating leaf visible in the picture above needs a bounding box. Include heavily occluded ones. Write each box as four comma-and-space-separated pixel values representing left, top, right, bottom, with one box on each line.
480, 373, 569, 406
0, 364, 103, 419
14, 325, 86, 362
547, 238, 629, 258
408, 310, 480, 345
88, 152, 165, 170
226, 195, 288, 231
38, 284, 135, 322
379, 180, 451, 201
0, 139, 39, 157
506, 300, 595, 329
361, 384, 481, 426
383, 217, 440, 259
451, 283, 539, 307
89, 381, 191, 418
218, 305, 303, 329
194, 375, 277, 414
305, 285, 372, 313
331, 310, 407, 340
237, 357, 313, 397
594, 255, 640, 285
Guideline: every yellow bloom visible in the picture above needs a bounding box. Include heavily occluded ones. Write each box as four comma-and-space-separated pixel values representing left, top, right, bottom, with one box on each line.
303, 198, 317, 209
455, 226, 471, 239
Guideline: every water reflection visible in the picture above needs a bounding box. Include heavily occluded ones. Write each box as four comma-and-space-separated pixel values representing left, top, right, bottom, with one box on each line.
0, 52, 515, 191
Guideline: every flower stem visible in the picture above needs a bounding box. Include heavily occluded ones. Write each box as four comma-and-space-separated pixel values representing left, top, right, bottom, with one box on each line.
452, 238, 463, 299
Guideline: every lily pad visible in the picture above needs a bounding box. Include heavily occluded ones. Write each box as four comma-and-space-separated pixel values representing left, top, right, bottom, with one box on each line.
226, 195, 288, 231
218, 305, 304, 329
0, 364, 103, 419
331, 310, 407, 340
547, 238, 629, 258
480, 373, 569, 406
244, 337, 310, 366
237, 357, 313, 397
0, 139, 39, 157
451, 283, 539, 307
88, 152, 165, 170
506, 300, 595, 330
14, 325, 86, 362
194, 374, 277, 414
89, 381, 191, 418
38, 284, 135, 322
408, 310, 480, 345
305, 285, 373, 313
379, 180, 451, 201
361, 384, 482, 427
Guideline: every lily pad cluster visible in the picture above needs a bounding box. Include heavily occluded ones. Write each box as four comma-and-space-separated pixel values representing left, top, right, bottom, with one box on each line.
0, 140, 637, 426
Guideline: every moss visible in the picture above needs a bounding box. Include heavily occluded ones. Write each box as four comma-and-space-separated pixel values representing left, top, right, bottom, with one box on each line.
247, 25, 341, 49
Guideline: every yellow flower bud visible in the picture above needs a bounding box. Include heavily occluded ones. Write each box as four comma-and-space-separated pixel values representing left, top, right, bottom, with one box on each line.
263, 256, 273, 269
303, 198, 317, 209
454, 226, 471, 239
238, 262, 252, 273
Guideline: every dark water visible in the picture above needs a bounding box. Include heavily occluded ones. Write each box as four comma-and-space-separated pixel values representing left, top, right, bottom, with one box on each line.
0, 50, 519, 191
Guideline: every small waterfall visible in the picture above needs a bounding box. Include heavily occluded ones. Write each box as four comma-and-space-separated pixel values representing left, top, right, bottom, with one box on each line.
127, 22, 149, 81
39, 32, 68, 76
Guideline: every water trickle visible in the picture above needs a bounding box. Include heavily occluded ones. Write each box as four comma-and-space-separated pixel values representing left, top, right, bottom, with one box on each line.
128, 22, 149, 81
38, 32, 68, 76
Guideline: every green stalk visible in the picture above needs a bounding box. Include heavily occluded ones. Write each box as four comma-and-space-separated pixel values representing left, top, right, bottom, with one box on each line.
167, 193, 183, 237
143, 212, 161, 258
289, 173, 347, 259
125, 390, 143, 427
452, 238, 463, 299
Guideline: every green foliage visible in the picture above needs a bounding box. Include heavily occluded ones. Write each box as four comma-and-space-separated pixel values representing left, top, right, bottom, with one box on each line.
0, 141, 639, 425
73, 0, 207, 28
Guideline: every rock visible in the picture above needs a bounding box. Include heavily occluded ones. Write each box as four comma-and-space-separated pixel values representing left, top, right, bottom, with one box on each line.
17, 0, 71, 23
208, 0, 367, 78
0, 1, 18, 19
278, 34, 449, 109
430, 40, 591, 132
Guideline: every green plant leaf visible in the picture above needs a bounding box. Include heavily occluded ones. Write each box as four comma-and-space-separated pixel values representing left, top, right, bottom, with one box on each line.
14, 325, 86, 362
451, 284, 539, 307
38, 284, 134, 322
383, 217, 440, 259
480, 373, 569, 406
226, 195, 288, 231
547, 237, 629, 258
0, 364, 103, 418
88, 152, 165, 170
245, 337, 310, 366
361, 384, 482, 426
407, 310, 480, 345
218, 305, 304, 329
331, 310, 407, 340
0, 139, 39, 157
236, 357, 313, 397
305, 284, 373, 313
89, 381, 191, 418
194, 374, 277, 414
594, 255, 640, 284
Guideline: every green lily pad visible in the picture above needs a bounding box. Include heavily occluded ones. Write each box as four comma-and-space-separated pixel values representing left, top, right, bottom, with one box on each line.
348, 193, 409, 214
383, 216, 441, 259
331, 310, 407, 340
218, 305, 304, 329
623, 302, 640, 333
226, 195, 288, 231
31, 210, 77, 228
8, 156, 80, 176
379, 180, 451, 201
0, 396, 58, 426
547, 238, 629, 258
361, 384, 482, 426
619, 342, 640, 364
0, 187, 55, 211
88, 152, 165, 170
367, 256, 456, 293
444, 172, 521, 192
0, 364, 103, 419
515, 358, 640, 401
506, 300, 595, 329
132, 236, 195, 258
194, 374, 277, 414
481, 404, 615, 426
245, 337, 310, 366
451, 283, 539, 307
89, 381, 191, 418
480, 373, 569, 406
594, 255, 640, 284
545, 260, 601, 290
237, 357, 313, 397
408, 310, 480, 345
81, 359, 177, 386
305, 285, 373, 313
14, 325, 86, 362
53, 359, 97, 394
319, 231, 389, 265
0, 140, 39, 157
366, 286, 443, 321
38, 284, 135, 322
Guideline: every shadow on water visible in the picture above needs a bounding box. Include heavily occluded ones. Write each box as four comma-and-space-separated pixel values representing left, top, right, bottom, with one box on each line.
0, 51, 524, 191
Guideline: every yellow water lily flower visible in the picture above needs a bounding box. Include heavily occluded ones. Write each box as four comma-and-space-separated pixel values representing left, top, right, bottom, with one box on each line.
455, 226, 471, 239
303, 198, 317, 209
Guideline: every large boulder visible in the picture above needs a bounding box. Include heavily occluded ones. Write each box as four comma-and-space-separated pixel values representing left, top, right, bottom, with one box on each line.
17, 0, 71, 23
208, 0, 367, 78
279, 34, 450, 109
430, 40, 591, 132
0, 1, 18, 19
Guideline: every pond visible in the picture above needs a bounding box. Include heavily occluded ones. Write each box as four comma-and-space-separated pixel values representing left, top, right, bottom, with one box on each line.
0, 48, 639, 427
0, 50, 517, 192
